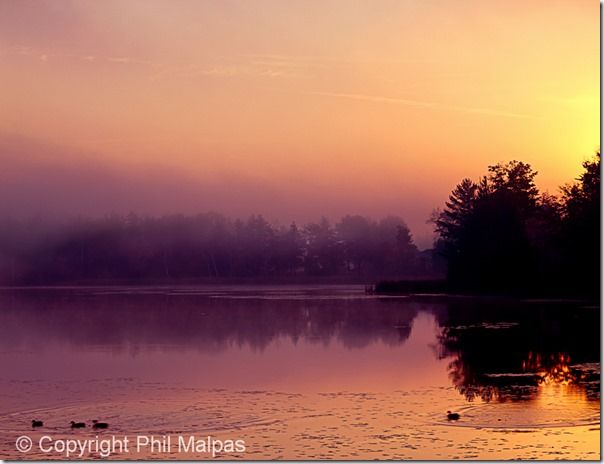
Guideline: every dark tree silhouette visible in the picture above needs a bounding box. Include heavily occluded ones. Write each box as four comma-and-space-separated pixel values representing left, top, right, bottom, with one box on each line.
435, 161, 540, 291
433, 154, 600, 296
559, 152, 601, 294
434, 178, 478, 244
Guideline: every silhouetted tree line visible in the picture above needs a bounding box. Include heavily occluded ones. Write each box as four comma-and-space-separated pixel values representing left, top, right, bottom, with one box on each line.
0, 214, 433, 284
434, 153, 600, 296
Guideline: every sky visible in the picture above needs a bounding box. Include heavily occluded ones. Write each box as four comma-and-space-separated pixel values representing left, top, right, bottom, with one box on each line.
0, 0, 599, 248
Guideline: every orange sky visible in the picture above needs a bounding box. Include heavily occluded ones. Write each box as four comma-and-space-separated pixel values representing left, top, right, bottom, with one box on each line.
0, 0, 599, 246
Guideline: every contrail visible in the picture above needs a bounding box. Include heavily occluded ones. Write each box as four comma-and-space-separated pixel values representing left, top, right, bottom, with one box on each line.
308, 91, 534, 119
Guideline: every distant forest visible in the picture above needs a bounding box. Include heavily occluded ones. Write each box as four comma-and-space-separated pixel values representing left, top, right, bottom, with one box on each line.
0, 152, 599, 293
0, 213, 437, 285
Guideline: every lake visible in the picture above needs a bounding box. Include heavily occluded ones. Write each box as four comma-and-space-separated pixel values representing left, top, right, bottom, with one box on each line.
0, 286, 599, 460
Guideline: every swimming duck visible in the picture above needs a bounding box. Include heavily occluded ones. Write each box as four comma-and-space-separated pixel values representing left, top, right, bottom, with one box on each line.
446, 411, 460, 421
92, 420, 109, 429
70, 421, 86, 428
31, 420, 43, 428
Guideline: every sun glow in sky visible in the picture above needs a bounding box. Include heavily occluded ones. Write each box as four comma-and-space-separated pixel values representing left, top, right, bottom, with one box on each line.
0, 0, 599, 245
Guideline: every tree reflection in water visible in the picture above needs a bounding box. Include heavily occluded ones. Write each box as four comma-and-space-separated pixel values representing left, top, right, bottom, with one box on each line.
0, 289, 598, 405
437, 300, 600, 402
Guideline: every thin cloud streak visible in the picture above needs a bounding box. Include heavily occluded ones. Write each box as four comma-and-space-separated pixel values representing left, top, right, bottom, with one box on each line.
244, 54, 438, 66
309, 91, 535, 119
1, 45, 302, 80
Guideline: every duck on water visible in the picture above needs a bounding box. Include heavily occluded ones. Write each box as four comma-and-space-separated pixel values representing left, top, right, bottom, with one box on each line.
31, 419, 108, 429
92, 420, 109, 429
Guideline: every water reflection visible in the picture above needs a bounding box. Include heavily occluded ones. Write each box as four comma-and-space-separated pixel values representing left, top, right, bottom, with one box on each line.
436, 300, 600, 402
0, 289, 422, 352
0, 287, 600, 461
0, 289, 599, 403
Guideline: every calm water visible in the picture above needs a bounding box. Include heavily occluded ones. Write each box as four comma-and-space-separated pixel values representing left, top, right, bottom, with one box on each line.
0, 286, 599, 460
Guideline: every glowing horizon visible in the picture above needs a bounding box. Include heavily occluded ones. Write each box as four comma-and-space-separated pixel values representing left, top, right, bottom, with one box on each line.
0, 0, 599, 246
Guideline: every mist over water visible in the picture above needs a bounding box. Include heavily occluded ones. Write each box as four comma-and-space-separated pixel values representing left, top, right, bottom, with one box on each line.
0, 134, 437, 248
0, 0, 599, 460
